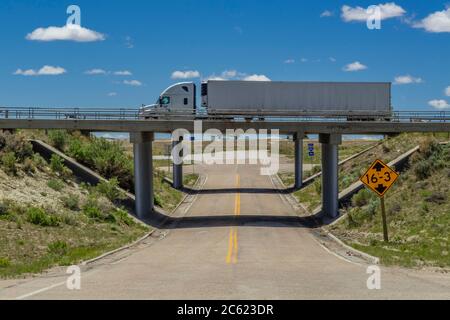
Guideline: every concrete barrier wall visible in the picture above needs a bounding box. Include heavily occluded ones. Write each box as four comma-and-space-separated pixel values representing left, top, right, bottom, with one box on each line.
336, 145, 420, 207
30, 139, 137, 213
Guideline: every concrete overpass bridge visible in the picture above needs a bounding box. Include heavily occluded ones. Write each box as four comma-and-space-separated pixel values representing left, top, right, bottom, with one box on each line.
1, 107, 450, 221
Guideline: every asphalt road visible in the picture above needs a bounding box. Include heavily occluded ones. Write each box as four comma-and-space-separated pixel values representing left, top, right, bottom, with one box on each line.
0, 163, 449, 300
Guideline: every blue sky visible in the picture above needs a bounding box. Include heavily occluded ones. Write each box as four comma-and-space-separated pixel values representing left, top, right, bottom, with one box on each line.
0, 0, 449, 111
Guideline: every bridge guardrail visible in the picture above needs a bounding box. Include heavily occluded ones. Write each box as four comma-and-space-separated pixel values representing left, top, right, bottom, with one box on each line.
0, 107, 449, 123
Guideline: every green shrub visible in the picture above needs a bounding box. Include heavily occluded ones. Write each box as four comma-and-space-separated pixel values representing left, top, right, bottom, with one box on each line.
47, 241, 68, 256
352, 189, 373, 207
61, 213, 78, 226
47, 179, 64, 191
1, 200, 24, 217
154, 194, 162, 207
50, 154, 65, 173
313, 180, 321, 196
68, 137, 133, 190
48, 130, 68, 150
1, 152, 17, 175
420, 201, 429, 214
32, 153, 47, 170
67, 138, 86, 160
414, 160, 433, 180
0, 257, 10, 268
23, 157, 36, 174
419, 138, 441, 159
311, 165, 321, 175
26, 207, 59, 227
50, 154, 72, 178
347, 211, 358, 228
96, 178, 124, 202
61, 194, 80, 211
113, 208, 135, 226
366, 200, 379, 216
0, 202, 9, 216
0, 131, 33, 161
82, 198, 103, 220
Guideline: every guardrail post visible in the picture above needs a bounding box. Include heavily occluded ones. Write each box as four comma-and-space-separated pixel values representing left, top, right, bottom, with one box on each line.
172, 136, 184, 189
294, 132, 305, 189
319, 133, 342, 219
130, 132, 154, 220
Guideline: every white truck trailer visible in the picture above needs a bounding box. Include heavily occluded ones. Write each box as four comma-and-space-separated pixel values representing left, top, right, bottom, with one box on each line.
140, 80, 392, 120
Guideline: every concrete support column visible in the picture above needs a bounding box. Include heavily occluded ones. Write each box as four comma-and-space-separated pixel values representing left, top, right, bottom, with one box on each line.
294, 132, 305, 189
130, 132, 154, 220
172, 137, 184, 189
319, 134, 342, 219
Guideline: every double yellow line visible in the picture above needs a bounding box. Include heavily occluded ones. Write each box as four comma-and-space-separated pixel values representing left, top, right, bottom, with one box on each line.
226, 175, 240, 264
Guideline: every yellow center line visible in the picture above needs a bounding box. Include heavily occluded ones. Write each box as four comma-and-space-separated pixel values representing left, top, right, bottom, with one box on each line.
226, 174, 240, 264
232, 229, 238, 264
226, 229, 234, 264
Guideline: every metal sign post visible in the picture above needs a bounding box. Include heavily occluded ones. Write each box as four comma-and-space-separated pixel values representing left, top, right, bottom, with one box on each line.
308, 143, 315, 172
191, 136, 195, 176
360, 159, 399, 243
380, 197, 388, 242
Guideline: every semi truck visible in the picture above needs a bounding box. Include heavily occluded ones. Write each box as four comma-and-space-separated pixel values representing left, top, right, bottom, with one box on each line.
139, 80, 392, 120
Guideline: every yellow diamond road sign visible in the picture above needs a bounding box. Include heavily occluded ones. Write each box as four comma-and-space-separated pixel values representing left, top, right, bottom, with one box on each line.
360, 159, 399, 197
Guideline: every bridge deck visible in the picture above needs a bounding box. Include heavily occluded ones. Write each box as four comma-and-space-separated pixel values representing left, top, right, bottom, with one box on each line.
0, 108, 449, 134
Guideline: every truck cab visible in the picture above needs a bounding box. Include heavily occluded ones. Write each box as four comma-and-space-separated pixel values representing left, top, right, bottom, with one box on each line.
139, 82, 196, 119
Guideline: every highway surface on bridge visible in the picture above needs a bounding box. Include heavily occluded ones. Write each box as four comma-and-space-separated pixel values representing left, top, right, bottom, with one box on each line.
0, 163, 449, 299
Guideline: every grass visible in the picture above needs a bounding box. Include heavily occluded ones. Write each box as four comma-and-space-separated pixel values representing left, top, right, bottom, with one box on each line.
0, 196, 149, 278
329, 139, 450, 268
47, 179, 65, 191
184, 173, 199, 187
0, 131, 150, 278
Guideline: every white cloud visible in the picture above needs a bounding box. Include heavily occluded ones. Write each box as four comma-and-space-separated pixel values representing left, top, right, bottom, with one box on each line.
329, 57, 337, 62
171, 70, 201, 79
221, 70, 238, 78
26, 24, 105, 42
206, 76, 226, 81
243, 74, 271, 81
445, 86, 450, 97
394, 75, 423, 85
204, 70, 270, 81
284, 59, 295, 64
108, 92, 117, 96
414, 8, 450, 33
300, 58, 308, 63
85, 69, 107, 75
123, 80, 142, 86
341, 2, 406, 22
428, 99, 450, 110
14, 65, 66, 76
343, 61, 367, 72
114, 70, 132, 76
320, 10, 334, 18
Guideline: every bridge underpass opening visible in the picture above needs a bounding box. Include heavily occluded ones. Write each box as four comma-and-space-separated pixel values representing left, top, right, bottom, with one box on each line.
129, 130, 342, 221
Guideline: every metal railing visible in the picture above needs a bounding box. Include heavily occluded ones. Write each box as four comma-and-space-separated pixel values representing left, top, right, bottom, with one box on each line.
0, 107, 449, 123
